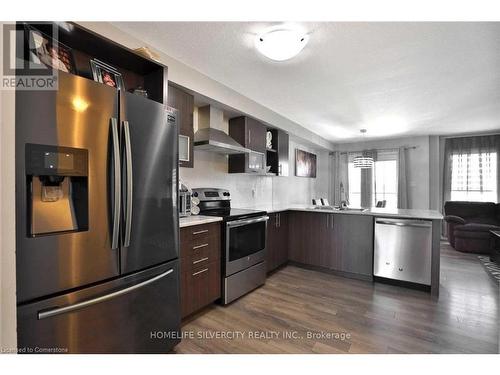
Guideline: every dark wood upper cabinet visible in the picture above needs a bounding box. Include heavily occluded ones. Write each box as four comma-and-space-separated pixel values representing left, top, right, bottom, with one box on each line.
266, 212, 289, 272
266, 129, 289, 176
228, 116, 267, 152
228, 116, 267, 174
167, 84, 194, 168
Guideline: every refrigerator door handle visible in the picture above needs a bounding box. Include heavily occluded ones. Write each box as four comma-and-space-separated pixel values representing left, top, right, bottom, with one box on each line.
110, 117, 121, 250
37, 268, 174, 320
123, 120, 133, 248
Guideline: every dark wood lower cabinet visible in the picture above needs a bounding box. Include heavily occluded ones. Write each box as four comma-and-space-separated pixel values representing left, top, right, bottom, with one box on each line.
332, 213, 374, 277
289, 211, 374, 279
179, 212, 374, 318
180, 223, 221, 318
180, 260, 221, 318
266, 212, 289, 272
289, 211, 331, 267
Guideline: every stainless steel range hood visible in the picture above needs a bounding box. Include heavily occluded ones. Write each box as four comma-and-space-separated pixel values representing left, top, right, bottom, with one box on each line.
194, 105, 250, 155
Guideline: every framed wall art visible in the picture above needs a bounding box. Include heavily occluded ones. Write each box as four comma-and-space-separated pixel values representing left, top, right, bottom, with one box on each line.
295, 148, 317, 178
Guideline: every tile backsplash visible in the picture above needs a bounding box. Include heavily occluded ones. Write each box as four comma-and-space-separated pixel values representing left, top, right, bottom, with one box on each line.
180, 137, 331, 209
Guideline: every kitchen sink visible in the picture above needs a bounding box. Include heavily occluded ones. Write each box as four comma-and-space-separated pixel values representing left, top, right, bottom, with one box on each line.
311, 206, 368, 212
339, 207, 368, 212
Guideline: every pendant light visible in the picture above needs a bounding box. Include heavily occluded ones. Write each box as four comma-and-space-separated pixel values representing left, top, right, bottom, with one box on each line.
353, 129, 374, 169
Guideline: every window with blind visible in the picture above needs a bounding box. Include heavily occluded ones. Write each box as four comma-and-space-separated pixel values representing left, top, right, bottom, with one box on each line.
443, 135, 500, 204
450, 152, 498, 202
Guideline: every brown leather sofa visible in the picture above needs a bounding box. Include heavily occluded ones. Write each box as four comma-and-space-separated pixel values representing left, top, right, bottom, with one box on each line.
444, 201, 500, 254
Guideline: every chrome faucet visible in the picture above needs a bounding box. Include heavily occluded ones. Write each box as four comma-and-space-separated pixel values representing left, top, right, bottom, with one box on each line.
339, 182, 349, 209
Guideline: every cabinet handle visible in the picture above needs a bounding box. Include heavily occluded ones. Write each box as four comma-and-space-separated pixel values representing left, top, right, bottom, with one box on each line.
331, 215, 334, 229
192, 268, 208, 276
192, 229, 208, 235
279, 164, 282, 176
193, 243, 209, 250
248, 129, 251, 144
193, 257, 209, 265
278, 213, 281, 227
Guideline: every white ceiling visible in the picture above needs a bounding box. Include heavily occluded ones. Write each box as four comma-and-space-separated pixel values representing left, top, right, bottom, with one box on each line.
114, 22, 500, 142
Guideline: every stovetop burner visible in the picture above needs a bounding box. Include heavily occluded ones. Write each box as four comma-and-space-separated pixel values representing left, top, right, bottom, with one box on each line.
202, 208, 267, 222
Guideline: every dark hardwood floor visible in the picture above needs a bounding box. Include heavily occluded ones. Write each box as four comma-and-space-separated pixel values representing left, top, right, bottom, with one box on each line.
174, 243, 499, 354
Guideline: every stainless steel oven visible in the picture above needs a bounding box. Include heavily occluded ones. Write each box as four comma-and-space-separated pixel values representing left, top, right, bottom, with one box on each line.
223, 214, 268, 304
225, 215, 268, 276
192, 187, 269, 305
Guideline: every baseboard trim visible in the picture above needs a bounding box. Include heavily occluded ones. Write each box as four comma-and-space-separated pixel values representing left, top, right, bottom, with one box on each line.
288, 261, 373, 282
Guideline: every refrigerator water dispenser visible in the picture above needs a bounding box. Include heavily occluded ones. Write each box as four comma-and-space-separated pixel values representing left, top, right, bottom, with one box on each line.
26, 144, 89, 236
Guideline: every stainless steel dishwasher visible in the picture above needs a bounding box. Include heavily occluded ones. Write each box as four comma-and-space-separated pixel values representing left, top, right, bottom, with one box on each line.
374, 218, 432, 285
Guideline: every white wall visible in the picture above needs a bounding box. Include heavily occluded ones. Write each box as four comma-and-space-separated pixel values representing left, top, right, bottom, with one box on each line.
180, 147, 330, 210
333, 136, 431, 209
271, 136, 330, 207
428, 135, 441, 211
180, 108, 330, 208
0, 22, 18, 351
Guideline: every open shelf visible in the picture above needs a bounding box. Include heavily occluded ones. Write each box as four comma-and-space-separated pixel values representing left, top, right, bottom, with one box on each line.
19, 22, 168, 104
265, 128, 279, 175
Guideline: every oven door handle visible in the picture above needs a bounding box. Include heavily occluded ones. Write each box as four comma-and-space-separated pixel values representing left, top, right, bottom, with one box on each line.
226, 215, 269, 228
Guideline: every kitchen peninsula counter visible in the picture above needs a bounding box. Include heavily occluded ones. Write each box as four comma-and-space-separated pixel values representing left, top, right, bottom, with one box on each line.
238, 204, 442, 297
238, 204, 443, 220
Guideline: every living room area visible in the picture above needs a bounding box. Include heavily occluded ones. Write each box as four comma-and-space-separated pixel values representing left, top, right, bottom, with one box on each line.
439, 134, 499, 280
326, 132, 499, 353
331, 131, 500, 283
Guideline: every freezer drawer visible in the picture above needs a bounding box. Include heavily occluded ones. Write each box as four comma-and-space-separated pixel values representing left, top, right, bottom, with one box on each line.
17, 260, 181, 354
374, 218, 432, 286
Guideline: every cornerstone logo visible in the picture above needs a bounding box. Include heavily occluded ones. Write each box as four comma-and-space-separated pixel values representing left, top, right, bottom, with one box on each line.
1, 22, 59, 90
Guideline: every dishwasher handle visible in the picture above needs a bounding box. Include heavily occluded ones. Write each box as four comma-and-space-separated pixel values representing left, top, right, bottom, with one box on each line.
376, 219, 431, 228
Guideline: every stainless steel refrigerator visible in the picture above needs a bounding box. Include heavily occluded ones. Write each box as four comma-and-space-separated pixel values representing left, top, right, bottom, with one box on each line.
15, 72, 181, 353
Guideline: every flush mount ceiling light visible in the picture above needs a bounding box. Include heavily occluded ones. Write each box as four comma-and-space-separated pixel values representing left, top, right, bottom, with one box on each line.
353, 129, 374, 169
255, 27, 309, 61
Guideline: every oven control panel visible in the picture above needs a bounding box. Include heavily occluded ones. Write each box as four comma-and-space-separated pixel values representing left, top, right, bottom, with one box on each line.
192, 188, 231, 201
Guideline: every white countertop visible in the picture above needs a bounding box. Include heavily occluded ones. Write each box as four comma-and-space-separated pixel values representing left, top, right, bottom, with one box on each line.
179, 215, 223, 228
235, 204, 443, 220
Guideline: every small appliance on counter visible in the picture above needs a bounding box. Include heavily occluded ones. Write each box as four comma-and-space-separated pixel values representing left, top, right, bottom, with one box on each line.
192, 188, 269, 304
179, 180, 192, 217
